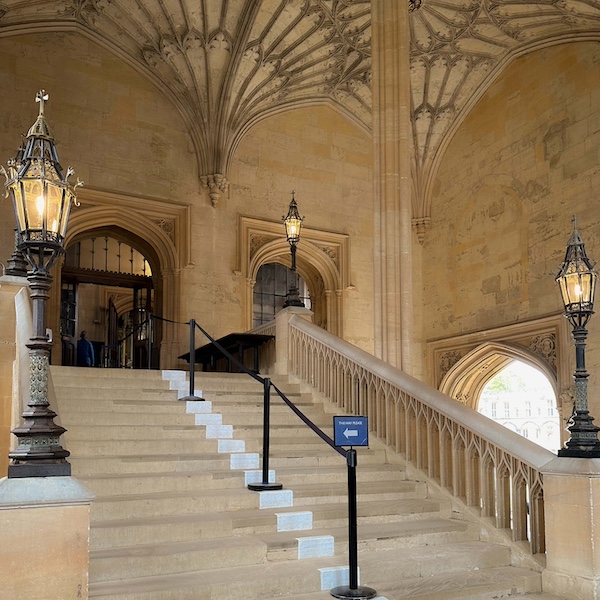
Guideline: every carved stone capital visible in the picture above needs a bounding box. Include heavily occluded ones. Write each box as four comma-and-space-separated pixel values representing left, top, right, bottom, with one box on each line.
412, 217, 431, 245
200, 173, 229, 207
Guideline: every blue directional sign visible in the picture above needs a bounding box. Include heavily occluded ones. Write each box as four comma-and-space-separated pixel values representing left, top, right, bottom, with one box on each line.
333, 416, 369, 447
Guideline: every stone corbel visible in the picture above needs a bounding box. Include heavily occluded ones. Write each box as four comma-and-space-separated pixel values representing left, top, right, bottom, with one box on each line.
412, 217, 431, 245
200, 173, 229, 207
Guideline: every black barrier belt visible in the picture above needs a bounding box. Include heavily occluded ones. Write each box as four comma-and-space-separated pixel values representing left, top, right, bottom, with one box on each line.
150, 314, 189, 326
271, 382, 347, 459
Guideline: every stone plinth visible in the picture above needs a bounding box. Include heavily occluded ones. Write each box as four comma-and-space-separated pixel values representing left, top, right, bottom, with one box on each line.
0, 476, 94, 600
542, 457, 600, 600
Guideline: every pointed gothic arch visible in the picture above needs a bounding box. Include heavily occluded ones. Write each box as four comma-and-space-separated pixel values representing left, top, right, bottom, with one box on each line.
48, 203, 181, 368
439, 342, 558, 411
239, 216, 350, 337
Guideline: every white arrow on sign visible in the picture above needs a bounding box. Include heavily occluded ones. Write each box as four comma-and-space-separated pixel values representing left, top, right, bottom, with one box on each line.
344, 428, 359, 438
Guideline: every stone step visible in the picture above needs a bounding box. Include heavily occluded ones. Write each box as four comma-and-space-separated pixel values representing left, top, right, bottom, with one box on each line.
79, 463, 405, 497
262, 518, 477, 561
87, 555, 541, 600
285, 479, 426, 507
52, 365, 166, 380
194, 375, 301, 394
58, 411, 197, 426
90, 512, 238, 550
67, 437, 222, 456
268, 449, 386, 468
90, 536, 267, 581
205, 396, 318, 410
273, 463, 407, 485
65, 425, 207, 441
89, 496, 451, 550
90, 477, 422, 522
202, 411, 331, 427
260, 542, 545, 599
57, 389, 180, 401
80, 470, 245, 496
376, 566, 541, 599
88, 553, 332, 599
53, 376, 171, 390
90, 487, 263, 520
234, 497, 450, 536
69, 454, 233, 476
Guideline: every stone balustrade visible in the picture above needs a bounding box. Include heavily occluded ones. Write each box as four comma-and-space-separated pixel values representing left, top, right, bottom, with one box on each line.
273, 309, 554, 557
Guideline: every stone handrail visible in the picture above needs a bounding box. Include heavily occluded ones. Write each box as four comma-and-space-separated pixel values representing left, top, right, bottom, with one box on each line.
287, 314, 555, 555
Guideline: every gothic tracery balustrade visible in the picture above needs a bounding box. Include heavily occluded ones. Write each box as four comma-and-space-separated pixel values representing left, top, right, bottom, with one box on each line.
285, 314, 551, 555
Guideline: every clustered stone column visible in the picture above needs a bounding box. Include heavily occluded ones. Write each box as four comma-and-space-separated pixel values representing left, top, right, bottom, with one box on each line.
371, 0, 414, 373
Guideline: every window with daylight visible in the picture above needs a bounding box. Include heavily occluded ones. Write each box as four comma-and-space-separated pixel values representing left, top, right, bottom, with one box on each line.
253, 263, 311, 327
477, 361, 560, 453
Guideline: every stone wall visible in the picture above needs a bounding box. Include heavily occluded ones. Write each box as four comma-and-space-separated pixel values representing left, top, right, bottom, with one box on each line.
422, 41, 600, 414
231, 107, 374, 351
0, 31, 375, 364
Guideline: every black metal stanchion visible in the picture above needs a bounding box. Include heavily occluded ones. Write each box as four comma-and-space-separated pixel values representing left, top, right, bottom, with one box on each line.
147, 314, 153, 370
330, 449, 377, 600
181, 319, 202, 401
248, 377, 282, 491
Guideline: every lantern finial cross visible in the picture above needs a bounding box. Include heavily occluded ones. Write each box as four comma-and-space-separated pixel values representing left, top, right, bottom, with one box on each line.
35, 90, 49, 117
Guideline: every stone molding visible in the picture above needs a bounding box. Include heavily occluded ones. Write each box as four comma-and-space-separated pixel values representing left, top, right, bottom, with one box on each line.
428, 315, 572, 435
238, 216, 350, 335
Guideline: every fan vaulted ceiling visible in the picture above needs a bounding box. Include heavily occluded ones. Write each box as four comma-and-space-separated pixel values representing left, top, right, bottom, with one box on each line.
1, 0, 599, 215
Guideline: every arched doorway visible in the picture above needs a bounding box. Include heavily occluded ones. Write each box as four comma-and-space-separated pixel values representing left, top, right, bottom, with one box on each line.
47, 199, 182, 369
59, 227, 160, 369
478, 361, 561, 452
439, 342, 564, 448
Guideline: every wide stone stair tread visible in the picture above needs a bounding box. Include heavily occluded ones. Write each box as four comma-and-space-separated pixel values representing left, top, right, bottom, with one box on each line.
88, 553, 341, 599
87, 552, 539, 600
80, 470, 245, 495
290, 479, 422, 498
68, 439, 221, 456
232, 498, 451, 535
259, 517, 475, 556
89, 496, 454, 550
232, 463, 405, 485
58, 400, 186, 412
65, 425, 209, 441
90, 536, 268, 580
79, 463, 407, 496
378, 566, 541, 599
92, 485, 259, 505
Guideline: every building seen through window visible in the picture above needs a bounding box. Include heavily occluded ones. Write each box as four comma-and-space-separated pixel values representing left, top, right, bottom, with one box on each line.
478, 361, 560, 453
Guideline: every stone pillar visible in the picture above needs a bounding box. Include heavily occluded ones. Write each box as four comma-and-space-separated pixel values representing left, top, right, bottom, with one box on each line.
274, 306, 313, 376
0, 278, 28, 477
542, 457, 600, 599
0, 476, 94, 599
371, 0, 414, 373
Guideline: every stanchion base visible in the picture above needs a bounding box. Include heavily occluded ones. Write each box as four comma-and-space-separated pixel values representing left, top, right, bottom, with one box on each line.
179, 395, 203, 402
247, 482, 283, 491
330, 586, 377, 599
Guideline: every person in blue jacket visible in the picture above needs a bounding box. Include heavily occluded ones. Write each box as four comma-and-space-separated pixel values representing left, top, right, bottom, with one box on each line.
77, 331, 95, 367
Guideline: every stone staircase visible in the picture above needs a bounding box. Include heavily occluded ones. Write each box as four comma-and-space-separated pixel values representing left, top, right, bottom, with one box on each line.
50, 366, 560, 600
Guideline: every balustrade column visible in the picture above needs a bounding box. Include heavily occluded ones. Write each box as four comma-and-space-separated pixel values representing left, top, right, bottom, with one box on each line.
372, 0, 414, 373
